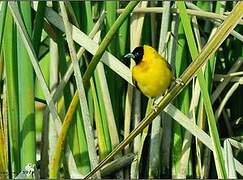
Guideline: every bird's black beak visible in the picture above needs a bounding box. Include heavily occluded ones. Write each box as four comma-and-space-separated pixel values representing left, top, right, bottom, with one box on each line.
124, 53, 135, 60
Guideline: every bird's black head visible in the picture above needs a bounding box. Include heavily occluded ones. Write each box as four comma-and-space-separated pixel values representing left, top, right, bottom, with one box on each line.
132, 46, 144, 64
124, 46, 144, 65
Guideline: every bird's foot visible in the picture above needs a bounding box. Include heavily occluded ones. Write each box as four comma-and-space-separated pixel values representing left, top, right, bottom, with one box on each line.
152, 99, 160, 112
152, 103, 158, 112
175, 78, 184, 86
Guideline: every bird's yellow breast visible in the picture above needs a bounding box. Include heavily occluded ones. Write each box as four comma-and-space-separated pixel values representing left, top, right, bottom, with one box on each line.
132, 45, 172, 98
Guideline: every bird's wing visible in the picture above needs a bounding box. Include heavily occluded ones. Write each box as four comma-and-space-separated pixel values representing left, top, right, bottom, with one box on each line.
164, 60, 175, 80
164, 60, 176, 87
165, 60, 172, 71
159, 54, 172, 71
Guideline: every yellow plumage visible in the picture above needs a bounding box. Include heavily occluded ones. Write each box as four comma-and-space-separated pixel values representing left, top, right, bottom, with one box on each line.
131, 45, 173, 98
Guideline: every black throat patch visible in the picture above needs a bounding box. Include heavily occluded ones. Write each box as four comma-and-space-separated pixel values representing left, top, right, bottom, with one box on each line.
132, 46, 144, 65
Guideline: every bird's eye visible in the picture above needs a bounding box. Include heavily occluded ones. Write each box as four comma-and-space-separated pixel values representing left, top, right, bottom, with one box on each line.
135, 52, 139, 57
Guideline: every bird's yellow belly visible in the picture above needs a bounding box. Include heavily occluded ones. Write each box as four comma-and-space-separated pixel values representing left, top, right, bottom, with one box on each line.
132, 61, 172, 98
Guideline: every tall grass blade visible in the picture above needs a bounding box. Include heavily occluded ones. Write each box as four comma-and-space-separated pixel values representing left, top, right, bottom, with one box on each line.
17, 1, 36, 169
32, 1, 46, 55
48, 38, 59, 177
0, 51, 8, 179
3, 8, 20, 178
224, 139, 237, 178
0, 2, 7, 50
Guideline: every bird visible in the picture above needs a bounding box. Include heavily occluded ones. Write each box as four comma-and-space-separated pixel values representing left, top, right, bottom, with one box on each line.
124, 45, 174, 111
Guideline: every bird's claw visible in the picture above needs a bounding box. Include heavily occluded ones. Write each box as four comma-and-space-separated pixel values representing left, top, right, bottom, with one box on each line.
175, 78, 184, 86
152, 102, 158, 112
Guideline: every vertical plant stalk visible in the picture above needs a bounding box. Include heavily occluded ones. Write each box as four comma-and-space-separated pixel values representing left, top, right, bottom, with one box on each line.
118, 2, 129, 58
148, 1, 171, 178
92, 28, 120, 166
4, 9, 20, 178
123, 3, 140, 177
92, 34, 112, 161
84, 2, 243, 178
105, 1, 119, 125
48, 39, 59, 176
0, 2, 7, 50
0, 53, 8, 179
49, 2, 99, 178
171, 19, 187, 179
177, 15, 203, 178
32, 1, 46, 55
161, 10, 179, 177
95, 62, 120, 148
224, 139, 237, 178
192, 15, 205, 179
17, 2, 36, 169
129, 1, 147, 178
